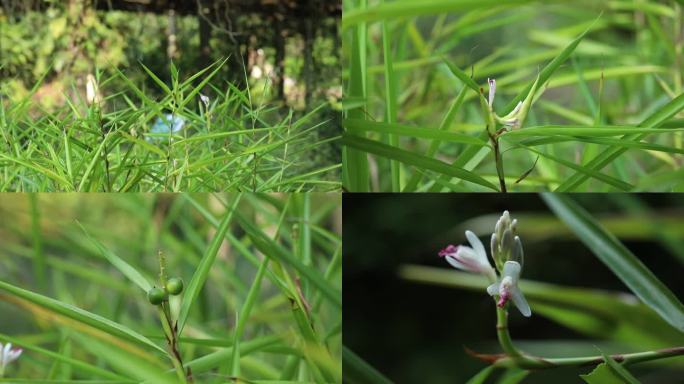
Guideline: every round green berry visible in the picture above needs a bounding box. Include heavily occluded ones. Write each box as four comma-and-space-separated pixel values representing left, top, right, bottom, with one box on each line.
165, 277, 184, 295
147, 287, 167, 305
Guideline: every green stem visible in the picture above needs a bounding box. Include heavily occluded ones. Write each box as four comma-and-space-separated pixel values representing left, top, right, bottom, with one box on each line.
158, 305, 188, 383
492, 346, 684, 370
494, 305, 684, 370
495, 306, 521, 358
490, 134, 507, 193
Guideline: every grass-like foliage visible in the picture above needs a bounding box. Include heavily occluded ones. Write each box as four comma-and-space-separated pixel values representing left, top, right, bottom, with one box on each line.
0, 193, 341, 383
0, 60, 341, 192
342, 0, 684, 192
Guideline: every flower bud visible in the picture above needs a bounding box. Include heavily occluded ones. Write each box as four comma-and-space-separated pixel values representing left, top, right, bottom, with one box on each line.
491, 210, 523, 272
511, 236, 524, 268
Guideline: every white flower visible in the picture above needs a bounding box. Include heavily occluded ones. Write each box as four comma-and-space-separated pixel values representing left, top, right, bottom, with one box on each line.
487, 261, 531, 317
0, 342, 22, 376
199, 93, 210, 108
439, 230, 496, 279
85, 73, 101, 106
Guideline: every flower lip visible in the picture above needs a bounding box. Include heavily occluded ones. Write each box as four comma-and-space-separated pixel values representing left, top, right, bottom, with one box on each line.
438, 244, 458, 258
486, 261, 531, 317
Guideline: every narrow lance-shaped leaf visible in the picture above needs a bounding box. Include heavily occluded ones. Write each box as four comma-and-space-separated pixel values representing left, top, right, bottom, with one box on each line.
78, 221, 153, 292
342, 346, 394, 384
580, 353, 640, 384
233, 210, 342, 308
557, 91, 684, 191
230, 258, 269, 377
343, 134, 499, 191
0, 333, 130, 381
177, 194, 242, 334
0, 280, 166, 354
542, 193, 684, 331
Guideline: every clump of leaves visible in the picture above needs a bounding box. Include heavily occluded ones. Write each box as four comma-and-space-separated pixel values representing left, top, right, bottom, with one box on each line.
0, 60, 340, 191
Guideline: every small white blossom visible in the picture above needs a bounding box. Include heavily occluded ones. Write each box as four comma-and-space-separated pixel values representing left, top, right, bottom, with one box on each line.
199, 93, 210, 108
439, 230, 496, 280
487, 261, 531, 317
0, 342, 23, 376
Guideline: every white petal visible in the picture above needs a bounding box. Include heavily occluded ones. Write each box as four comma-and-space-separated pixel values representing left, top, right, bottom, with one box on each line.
503, 261, 521, 281
486, 282, 500, 297
1, 342, 9, 366
465, 231, 489, 267
7, 348, 22, 363
445, 255, 468, 270
451, 248, 483, 272
511, 287, 531, 317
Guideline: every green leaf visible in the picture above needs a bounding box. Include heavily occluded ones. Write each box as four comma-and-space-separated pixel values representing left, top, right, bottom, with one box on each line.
0, 280, 166, 354
342, 134, 499, 191
71, 333, 177, 384
511, 144, 633, 191
343, 0, 532, 29
177, 57, 229, 114
0, 333, 130, 381
78, 222, 153, 292
581, 363, 626, 384
557, 92, 684, 191
139, 61, 172, 96
581, 353, 640, 384
344, 119, 487, 146
342, 345, 394, 384
230, 258, 269, 377
465, 366, 495, 384
602, 353, 641, 384
504, 126, 684, 137
177, 194, 242, 334
233, 210, 342, 308
504, 18, 598, 114
399, 264, 684, 347
497, 368, 529, 384
443, 59, 481, 93
343, 7, 371, 192
542, 193, 684, 331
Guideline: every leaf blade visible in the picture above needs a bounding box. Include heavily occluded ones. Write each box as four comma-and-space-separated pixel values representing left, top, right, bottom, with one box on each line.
541, 193, 684, 331
0, 280, 166, 354
177, 194, 242, 334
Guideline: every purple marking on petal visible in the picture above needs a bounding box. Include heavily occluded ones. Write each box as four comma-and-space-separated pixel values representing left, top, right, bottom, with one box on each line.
438, 245, 458, 257
497, 290, 510, 307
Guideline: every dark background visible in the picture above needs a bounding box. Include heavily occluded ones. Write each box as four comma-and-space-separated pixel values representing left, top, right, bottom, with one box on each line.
343, 193, 684, 383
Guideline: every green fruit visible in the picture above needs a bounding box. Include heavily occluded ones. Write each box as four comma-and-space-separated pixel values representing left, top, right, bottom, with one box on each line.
165, 277, 184, 295
147, 287, 167, 305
